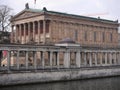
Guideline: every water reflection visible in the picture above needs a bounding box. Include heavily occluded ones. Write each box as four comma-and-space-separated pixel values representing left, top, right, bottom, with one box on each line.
1, 77, 120, 90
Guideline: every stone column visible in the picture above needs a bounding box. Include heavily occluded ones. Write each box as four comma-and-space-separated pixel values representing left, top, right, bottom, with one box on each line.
89, 52, 92, 66
19, 24, 22, 43
43, 20, 46, 44
24, 24, 26, 43
33, 51, 37, 70
114, 52, 117, 65
105, 52, 108, 65
84, 52, 87, 66
50, 51, 53, 67
64, 51, 70, 68
116, 52, 118, 65
16, 50, 20, 70
110, 52, 112, 65
15, 25, 18, 43
118, 52, 120, 65
95, 52, 97, 66
25, 51, 28, 70
13, 25, 16, 43
41, 51, 45, 69
100, 52, 103, 65
11, 25, 14, 43
0, 52, 1, 67
7, 51, 11, 71
38, 21, 40, 44
76, 51, 81, 68
33, 22, 35, 42
57, 51, 60, 68
28, 22, 31, 43
53, 52, 56, 66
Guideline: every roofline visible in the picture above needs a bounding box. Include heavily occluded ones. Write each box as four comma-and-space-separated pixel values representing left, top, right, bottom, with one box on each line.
10, 8, 43, 21
10, 7, 119, 24
45, 10, 118, 24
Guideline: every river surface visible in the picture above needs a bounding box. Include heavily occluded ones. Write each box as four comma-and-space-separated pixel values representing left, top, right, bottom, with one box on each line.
1, 76, 120, 90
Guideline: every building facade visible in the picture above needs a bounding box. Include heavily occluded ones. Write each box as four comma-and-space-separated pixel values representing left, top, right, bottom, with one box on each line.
10, 7, 119, 47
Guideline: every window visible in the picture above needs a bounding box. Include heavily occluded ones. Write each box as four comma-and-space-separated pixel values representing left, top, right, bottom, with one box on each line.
94, 32, 96, 42
110, 33, 112, 42
102, 32, 105, 42
84, 31, 87, 41
74, 30, 78, 41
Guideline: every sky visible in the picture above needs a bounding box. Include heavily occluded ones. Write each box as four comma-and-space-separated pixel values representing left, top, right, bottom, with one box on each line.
0, 0, 120, 22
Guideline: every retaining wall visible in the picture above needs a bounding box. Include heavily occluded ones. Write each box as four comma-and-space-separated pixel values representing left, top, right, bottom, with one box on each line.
0, 67, 120, 86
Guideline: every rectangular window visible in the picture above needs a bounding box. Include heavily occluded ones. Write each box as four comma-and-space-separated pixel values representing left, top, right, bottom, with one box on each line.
84, 31, 87, 41
74, 30, 78, 41
94, 32, 96, 42
102, 32, 105, 42
110, 33, 112, 42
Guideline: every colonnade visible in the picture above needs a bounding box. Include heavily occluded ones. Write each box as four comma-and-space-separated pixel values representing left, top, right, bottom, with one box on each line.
11, 20, 50, 44
1, 46, 120, 72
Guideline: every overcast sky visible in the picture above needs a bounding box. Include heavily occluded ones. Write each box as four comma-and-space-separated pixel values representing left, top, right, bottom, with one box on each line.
1, 0, 120, 22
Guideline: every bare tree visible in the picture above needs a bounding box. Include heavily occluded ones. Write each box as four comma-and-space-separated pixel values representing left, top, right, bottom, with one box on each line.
0, 5, 13, 32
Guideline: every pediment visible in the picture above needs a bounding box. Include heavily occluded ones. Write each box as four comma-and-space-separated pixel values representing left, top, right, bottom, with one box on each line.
13, 10, 42, 20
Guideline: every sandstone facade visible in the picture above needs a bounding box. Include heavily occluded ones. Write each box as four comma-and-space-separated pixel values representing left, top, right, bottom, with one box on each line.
10, 7, 119, 47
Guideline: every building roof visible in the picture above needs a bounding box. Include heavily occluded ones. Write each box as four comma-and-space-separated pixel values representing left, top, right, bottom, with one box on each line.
55, 38, 80, 47
23, 7, 118, 24
58, 38, 76, 44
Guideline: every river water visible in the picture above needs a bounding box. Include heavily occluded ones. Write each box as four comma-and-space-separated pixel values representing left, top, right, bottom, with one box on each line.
1, 76, 120, 90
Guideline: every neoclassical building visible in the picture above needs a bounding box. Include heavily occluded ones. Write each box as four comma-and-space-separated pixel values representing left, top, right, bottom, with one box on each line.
10, 6, 119, 47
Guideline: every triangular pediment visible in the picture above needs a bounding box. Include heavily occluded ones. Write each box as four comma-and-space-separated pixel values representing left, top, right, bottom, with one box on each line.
12, 9, 42, 20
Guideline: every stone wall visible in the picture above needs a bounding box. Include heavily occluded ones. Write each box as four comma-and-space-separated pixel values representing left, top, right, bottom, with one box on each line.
0, 66, 120, 86
50, 19, 118, 47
